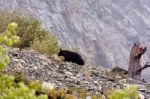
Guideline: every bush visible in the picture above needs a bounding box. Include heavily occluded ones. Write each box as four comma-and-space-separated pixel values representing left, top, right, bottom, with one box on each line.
0, 22, 20, 69
108, 85, 139, 99
0, 11, 36, 47
0, 10, 59, 55
31, 31, 59, 55
0, 75, 48, 99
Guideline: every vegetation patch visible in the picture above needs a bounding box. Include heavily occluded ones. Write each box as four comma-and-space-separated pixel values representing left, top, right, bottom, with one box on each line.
108, 85, 139, 99
0, 10, 59, 55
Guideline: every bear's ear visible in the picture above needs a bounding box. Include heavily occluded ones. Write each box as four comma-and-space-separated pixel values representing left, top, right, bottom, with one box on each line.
59, 48, 62, 51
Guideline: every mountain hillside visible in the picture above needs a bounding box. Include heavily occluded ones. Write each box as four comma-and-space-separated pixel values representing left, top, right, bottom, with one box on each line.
7, 48, 150, 98
1, 0, 150, 81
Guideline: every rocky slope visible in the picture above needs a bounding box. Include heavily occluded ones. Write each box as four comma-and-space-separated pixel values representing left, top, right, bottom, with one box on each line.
6, 48, 150, 98
1, 0, 150, 81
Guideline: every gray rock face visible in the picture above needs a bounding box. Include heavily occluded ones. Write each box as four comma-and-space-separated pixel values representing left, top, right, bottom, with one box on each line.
1, 0, 150, 81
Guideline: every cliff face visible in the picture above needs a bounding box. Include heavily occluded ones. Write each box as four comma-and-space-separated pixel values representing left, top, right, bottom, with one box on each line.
1, 0, 150, 81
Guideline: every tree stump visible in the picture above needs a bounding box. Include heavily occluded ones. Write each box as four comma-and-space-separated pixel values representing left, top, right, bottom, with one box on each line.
128, 42, 147, 80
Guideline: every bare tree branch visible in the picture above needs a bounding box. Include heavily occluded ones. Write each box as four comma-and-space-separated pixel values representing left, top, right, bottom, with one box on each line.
136, 62, 150, 73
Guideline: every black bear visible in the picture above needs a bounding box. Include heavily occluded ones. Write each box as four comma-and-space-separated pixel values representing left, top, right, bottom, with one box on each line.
58, 49, 84, 65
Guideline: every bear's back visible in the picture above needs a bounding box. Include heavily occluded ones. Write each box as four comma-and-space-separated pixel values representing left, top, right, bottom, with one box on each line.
58, 50, 84, 65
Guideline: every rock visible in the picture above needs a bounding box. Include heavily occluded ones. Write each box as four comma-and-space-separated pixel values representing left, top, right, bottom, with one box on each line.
65, 71, 73, 77
115, 75, 122, 79
51, 54, 63, 61
38, 54, 48, 60
42, 82, 55, 91
136, 85, 147, 92
111, 67, 128, 74
138, 88, 147, 92
138, 93, 145, 99
83, 81, 90, 84
57, 82, 63, 86
118, 79, 127, 84
101, 95, 106, 99
86, 96, 91, 99
93, 81, 98, 84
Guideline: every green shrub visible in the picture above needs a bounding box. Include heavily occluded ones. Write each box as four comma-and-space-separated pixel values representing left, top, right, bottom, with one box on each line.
0, 74, 48, 99
0, 22, 20, 69
0, 10, 59, 55
31, 31, 59, 55
0, 11, 38, 47
108, 85, 139, 99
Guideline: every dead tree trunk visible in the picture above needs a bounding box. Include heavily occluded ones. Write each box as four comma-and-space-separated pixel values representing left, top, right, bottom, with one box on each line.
128, 42, 147, 80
